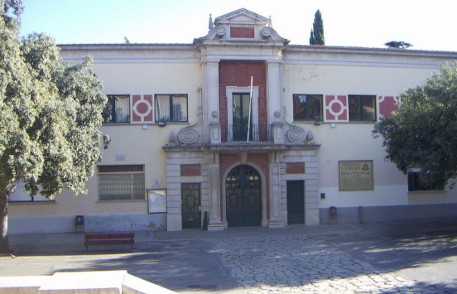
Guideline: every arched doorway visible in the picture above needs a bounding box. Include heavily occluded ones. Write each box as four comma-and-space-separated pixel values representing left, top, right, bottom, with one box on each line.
226, 165, 261, 227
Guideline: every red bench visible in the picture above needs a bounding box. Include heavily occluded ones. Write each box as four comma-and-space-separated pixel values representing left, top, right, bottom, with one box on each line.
84, 233, 134, 250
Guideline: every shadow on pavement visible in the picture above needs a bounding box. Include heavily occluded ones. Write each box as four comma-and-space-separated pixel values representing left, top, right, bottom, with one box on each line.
2, 219, 457, 293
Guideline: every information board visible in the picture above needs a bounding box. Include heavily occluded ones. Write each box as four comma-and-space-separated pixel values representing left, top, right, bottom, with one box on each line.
147, 189, 167, 213
338, 160, 374, 191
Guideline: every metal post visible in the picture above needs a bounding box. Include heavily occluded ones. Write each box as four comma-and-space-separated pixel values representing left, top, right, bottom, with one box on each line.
247, 76, 253, 142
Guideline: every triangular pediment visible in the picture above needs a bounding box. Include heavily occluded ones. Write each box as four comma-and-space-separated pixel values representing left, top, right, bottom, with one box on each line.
214, 8, 270, 26
194, 8, 288, 46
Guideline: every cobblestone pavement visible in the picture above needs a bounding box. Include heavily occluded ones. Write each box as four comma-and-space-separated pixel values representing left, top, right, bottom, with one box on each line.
209, 234, 444, 294
2, 223, 456, 293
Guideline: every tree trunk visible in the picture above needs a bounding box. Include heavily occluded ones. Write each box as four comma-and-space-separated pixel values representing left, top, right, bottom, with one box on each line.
0, 191, 9, 253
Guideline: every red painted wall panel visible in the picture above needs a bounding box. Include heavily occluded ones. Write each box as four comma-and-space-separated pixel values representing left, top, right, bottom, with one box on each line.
230, 27, 255, 38
219, 61, 267, 141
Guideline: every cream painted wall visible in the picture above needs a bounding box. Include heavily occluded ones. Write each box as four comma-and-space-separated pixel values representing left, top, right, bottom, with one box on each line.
9, 49, 457, 220
9, 62, 202, 217
313, 124, 409, 207
94, 62, 201, 95
282, 64, 439, 96
282, 63, 457, 207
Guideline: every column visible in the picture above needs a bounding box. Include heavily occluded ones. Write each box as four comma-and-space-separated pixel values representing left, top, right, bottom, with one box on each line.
268, 153, 284, 228
202, 61, 220, 144
266, 61, 282, 126
207, 154, 224, 230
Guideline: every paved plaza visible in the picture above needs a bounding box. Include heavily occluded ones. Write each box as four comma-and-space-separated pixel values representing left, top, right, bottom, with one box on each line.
1, 219, 457, 293
210, 234, 440, 293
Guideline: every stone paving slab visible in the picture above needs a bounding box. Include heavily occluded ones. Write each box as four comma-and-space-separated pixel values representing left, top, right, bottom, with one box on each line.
2, 222, 456, 293
209, 234, 444, 293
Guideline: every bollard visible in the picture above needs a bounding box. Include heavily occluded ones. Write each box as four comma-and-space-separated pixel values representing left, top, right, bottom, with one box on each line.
358, 206, 364, 224
328, 206, 338, 224
75, 215, 85, 232
329, 206, 337, 224
202, 211, 208, 231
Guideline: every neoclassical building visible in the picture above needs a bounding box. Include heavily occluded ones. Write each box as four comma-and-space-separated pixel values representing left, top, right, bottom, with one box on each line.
8, 9, 457, 233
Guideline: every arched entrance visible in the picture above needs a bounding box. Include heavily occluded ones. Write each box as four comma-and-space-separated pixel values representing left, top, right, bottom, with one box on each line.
226, 165, 261, 227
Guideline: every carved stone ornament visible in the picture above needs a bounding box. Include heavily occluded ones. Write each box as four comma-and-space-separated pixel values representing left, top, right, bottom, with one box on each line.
216, 25, 226, 37
177, 127, 199, 144
286, 126, 307, 143
261, 27, 272, 39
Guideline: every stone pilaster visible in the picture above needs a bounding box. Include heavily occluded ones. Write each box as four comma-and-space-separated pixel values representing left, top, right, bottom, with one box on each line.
266, 61, 282, 126
202, 61, 220, 144
207, 154, 224, 230
269, 153, 284, 228
272, 121, 284, 144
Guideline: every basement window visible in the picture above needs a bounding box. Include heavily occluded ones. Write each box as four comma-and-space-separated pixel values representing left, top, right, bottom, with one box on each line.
98, 165, 145, 200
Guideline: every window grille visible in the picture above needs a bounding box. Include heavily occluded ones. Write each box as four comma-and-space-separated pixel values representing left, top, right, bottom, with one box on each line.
98, 165, 145, 200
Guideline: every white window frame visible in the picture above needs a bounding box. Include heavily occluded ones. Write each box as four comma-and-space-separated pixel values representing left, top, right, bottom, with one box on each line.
226, 86, 259, 141
104, 95, 131, 123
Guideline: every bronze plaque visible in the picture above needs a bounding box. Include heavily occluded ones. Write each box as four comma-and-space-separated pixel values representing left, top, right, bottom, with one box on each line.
339, 160, 374, 191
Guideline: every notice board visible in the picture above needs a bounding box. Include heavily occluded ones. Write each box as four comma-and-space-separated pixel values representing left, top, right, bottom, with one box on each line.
338, 160, 374, 191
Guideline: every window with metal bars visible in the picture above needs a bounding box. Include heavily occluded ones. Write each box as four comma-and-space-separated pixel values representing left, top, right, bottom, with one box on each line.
98, 165, 145, 200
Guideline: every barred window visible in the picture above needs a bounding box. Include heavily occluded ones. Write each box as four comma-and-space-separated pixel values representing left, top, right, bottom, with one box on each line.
98, 165, 145, 200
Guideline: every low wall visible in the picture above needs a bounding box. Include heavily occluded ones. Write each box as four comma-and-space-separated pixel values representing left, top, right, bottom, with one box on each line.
9, 213, 166, 234
0, 270, 175, 293
320, 203, 457, 224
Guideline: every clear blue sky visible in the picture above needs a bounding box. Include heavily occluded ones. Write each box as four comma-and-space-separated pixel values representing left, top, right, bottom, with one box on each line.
20, 0, 457, 51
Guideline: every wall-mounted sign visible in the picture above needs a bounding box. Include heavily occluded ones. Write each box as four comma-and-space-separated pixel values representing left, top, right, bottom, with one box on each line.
338, 160, 374, 191
147, 189, 166, 213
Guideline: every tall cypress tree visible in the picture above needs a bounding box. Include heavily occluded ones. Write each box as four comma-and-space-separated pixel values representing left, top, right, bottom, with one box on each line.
309, 10, 325, 45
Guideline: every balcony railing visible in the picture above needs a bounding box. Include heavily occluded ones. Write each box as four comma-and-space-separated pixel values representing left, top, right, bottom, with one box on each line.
227, 124, 266, 142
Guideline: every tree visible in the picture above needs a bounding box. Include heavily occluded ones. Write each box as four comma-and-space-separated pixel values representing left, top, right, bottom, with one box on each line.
309, 10, 325, 45
385, 41, 412, 49
0, 0, 108, 252
373, 63, 457, 190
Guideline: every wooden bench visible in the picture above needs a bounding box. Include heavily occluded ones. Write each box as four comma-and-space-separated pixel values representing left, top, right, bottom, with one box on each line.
84, 233, 134, 250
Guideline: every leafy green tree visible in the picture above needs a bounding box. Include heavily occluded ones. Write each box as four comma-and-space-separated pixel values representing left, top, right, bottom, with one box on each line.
373, 63, 457, 190
309, 10, 325, 45
0, 0, 108, 252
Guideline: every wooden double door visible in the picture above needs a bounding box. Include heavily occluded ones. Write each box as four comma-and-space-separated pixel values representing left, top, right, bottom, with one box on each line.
226, 165, 261, 227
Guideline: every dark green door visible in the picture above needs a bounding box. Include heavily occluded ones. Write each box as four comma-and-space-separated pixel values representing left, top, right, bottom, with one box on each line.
232, 93, 252, 141
181, 183, 201, 229
287, 181, 305, 224
226, 165, 261, 227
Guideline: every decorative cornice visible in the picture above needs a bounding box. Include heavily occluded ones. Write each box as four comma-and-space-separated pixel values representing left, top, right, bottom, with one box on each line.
163, 142, 321, 153
285, 45, 457, 59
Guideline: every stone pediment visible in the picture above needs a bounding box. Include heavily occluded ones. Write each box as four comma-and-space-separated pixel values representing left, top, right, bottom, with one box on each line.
215, 8, 270, 25
194, 8, 288, 46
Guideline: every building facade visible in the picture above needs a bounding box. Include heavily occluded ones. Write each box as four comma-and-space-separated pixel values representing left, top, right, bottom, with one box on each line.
9, 9, 457, 233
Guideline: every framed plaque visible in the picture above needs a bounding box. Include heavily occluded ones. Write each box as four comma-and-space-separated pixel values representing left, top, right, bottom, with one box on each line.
147, 189, 166, 213
338, 160, 374, 191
